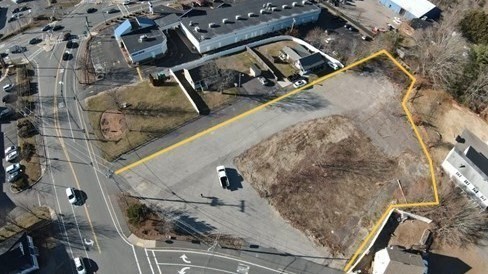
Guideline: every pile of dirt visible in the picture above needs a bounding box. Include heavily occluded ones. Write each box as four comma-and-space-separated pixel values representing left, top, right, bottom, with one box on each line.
235, 116, 400, 254
100, 110, 127, 141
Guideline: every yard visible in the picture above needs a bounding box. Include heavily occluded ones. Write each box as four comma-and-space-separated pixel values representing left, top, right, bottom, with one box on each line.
215, 51, 259, 75
255, 41, 299, 77
0, 207, 50, 242
85, 80, 199, 161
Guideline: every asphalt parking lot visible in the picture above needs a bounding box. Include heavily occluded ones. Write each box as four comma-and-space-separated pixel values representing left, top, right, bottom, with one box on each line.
119, 70, 422, 265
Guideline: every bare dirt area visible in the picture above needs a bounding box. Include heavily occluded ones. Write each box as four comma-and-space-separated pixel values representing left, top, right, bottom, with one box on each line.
100, 110, 127, 141
235, 115, 424, 255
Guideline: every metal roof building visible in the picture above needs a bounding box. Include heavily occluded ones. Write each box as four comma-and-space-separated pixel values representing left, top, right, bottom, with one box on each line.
379, 0, 440, 20
180, 0, 321, 53
442, 130, 488, 209
372, 246, 427, 274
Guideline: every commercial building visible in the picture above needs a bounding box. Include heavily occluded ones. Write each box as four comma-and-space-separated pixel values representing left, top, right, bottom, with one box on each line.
179, 0, 321, 53
372, 246, 427, 274
114, 17, 168, 64
379, 0, 440, 20
442, 130, 488, 209
0, 233, 39, 274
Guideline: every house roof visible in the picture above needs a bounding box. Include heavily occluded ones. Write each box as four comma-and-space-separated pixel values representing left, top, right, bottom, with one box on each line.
298, 52, 324, 71
114, 17, 157, 39
180, 0, 320, 41
0, 233, 38, 274
281, 46, 302, 62
121, 27, 166, 54
390, 0, 436, 18
384, 246, 425, 274
455, 129, 488, 176
114, 19, 132, 38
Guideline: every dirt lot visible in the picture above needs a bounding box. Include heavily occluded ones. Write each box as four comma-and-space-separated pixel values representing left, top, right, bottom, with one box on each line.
235, 115, 425, 255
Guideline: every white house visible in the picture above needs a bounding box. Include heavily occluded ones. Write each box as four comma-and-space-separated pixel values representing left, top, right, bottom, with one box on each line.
442, 130, 488, 209
372, 246, 427, 274
180, 0, 321, 53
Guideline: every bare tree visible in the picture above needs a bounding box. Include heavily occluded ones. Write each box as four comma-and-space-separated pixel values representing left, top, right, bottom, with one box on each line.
407, 8, 468, 89
462, 66, 488, 112
304, 27, 326, 49
216, 70, 237, 93
198, 61, 220, 90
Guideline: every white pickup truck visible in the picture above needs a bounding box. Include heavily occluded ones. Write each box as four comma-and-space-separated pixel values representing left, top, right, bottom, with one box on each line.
216, 166, 229, 189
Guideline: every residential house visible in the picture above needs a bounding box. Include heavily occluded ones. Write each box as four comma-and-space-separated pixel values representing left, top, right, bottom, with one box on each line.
372, 246, 427, 274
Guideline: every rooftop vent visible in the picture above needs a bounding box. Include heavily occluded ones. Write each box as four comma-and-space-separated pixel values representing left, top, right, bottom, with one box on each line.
248, 12, 255, 17
189, 21, 194, 26
266, 2, 272, 7
236, 14, 243, 20
222, 18, 230, 24
302, 0, 309, 4
208, 22, 217, 28
271, 6, 279, 11
260, 9, 266, 14
292, 2, 299, 7
138, 35, 148, 42
200, 35, 207, 40
194, 26, 201, 32
282, 4, 289, 9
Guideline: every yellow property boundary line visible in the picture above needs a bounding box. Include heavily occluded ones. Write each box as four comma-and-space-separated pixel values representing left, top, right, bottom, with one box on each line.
115, 49, 439, 272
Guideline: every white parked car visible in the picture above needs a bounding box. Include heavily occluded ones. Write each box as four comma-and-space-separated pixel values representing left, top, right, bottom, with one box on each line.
5, 145, 17, 156
74, 257, 87, 274
6, 163, 21, 174
6, 150, 19, 162
216, 166, 229, 189
3, 84, 14, 92
327, 61, 340, 70
293, 79, 307, 88
66, 187, 78, 205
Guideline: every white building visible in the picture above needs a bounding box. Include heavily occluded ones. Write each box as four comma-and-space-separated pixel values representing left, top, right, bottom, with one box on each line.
442, 130, 488, 209
372, 246, 427, 274
179, 0, 321, 53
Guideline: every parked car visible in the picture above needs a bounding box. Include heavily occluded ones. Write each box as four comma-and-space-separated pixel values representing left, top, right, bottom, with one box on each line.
20, 6, 30, 12
8, 17, 16, 23
288, 73, 301, 82
74, 257, 86, 274
7, 170, 22, 183
62, 51, 71, 61
29, 37, 42, 45
216, 166, 229, 189
66, 187, 78, 204
257, 76, 269, 86
123, 0, 131, 4
5, 145, 17, 156
3, 84, 14, 92
6, 150, 19, 162
327, 61, 340, 70
106, 8, 119, 14
41, 25, 52, 32
66, 40, 78, 49
86, 8, 97, 13
12, 7, 21, 14
52, 25, 64, 31
6, 163, 21, 174
293, 79, 307, 88
63, 32, 71, 41
8, 45, 25, 54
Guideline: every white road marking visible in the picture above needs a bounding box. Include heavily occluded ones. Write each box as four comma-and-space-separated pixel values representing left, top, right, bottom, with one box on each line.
151, 249, 294, 274
180, 254, 191, 264
145, 248, 156, 274
37, 192, 42, 206
178, 266, 191, 274
158, 263, 236, 274
152, 250, 162, 274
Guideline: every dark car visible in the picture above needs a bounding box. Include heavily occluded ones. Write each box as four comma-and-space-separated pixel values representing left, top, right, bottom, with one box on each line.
62, 51, 71, 61
52, 25, 64, 31
106, 8, 119, 14
87, 8, 97, 13
12, 8, 20, 14
20, 6, 30, 12
66, 40, 78, 49
42, 25, 52, 32
0, 108, 14, 120
29, 38, 42, 45
63, 32, 71, 41
7, 170, 22, 183
8, 17, 16, 23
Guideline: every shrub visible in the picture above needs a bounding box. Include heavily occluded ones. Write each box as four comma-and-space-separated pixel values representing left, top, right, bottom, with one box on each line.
127, 203, 149, 226
459, 10, 488, 44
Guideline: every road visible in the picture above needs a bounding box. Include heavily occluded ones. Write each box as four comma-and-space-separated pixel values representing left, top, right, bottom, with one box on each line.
0, 1, 348, 273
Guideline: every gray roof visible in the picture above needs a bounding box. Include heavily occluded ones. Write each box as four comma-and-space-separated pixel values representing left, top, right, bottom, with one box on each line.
384, 246, 425, 274
298, 52, 324, 71
121, 27, 166, 54
154, 13, 181, 29
455, 129, 488, 176
181, 0, 320, 41
281, 46, 302, 61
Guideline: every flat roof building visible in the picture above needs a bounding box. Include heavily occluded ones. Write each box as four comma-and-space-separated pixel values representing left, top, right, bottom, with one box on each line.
372, 246, 427, 274
379, 0, 440, 20
114, 17, 168, 64
442, 130, 488, 209
180, 0, 321, 53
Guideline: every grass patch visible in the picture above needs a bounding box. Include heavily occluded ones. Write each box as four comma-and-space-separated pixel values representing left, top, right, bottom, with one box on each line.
215, 51, 258, 75
85, 80, 198, 161
0, 207, 50, 242
200, 88, 238, 110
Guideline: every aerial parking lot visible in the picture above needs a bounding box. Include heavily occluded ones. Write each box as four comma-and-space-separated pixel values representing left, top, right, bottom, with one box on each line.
118, 58, 431, 267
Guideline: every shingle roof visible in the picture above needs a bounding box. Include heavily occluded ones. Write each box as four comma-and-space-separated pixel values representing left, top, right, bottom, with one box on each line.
384, 246, 425, 274
298, 52, 324, 71
181, 0, 320, 41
